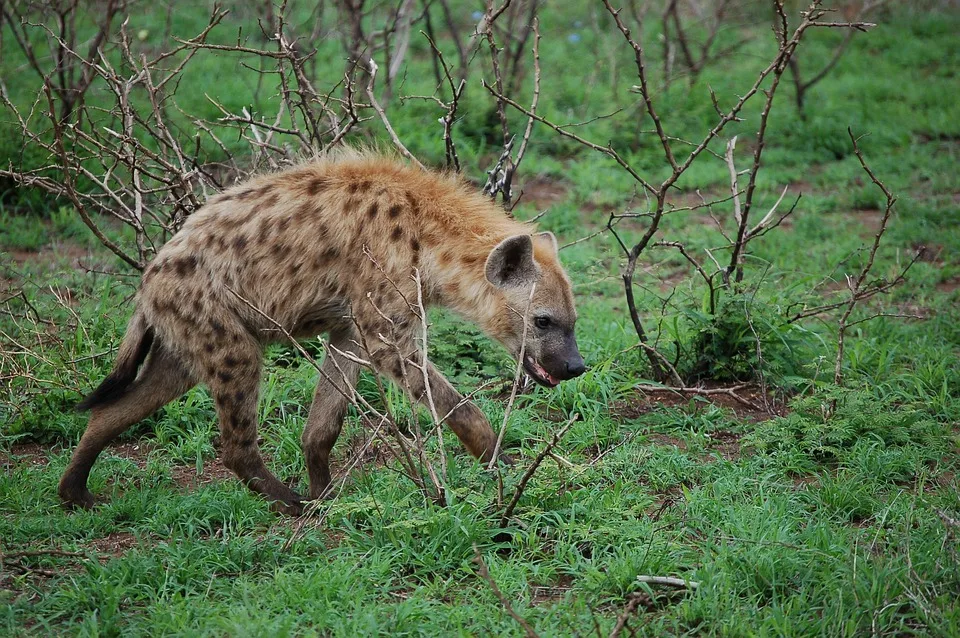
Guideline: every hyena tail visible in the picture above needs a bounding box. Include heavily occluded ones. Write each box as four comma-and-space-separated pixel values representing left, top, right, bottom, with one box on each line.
76, 311, 155, 411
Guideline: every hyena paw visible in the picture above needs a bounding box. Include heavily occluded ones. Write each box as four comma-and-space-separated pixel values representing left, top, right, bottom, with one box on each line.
59, 487, 96, 510
270, 496, 306, 517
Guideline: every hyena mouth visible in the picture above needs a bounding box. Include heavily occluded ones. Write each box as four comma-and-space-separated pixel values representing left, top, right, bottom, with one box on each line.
523, 355, 560, 388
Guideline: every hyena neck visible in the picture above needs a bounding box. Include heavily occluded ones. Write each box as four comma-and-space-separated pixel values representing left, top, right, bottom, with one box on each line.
425, 233, 509, 333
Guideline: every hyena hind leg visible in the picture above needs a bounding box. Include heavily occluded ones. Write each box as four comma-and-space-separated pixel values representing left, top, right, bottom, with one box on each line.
205, 347, 306, 516
59, 344, 196, 509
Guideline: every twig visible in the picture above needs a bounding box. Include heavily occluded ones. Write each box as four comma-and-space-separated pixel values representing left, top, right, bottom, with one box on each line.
499, 414, 578, 527
635, 574, 700, 589
473, 545, 541, 638
636, 383, 764, 412
488, 282, 536, 469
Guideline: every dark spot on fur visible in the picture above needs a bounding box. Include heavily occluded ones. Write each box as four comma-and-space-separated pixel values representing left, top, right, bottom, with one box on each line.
224, 355, 239, 368
306, 177, 329, 196
277, 216, 291, 232
404, 191, 420, 216
391, 226, 403, 241
343, 197, 359, 213
410, 238, 421, 253
388, 204, 402, 218
211, 319, 225, 335
261, 193, 280, 209
462, 254, 483, 268
204, 343, 215, 353
273, 243, 291, 258
295, 202, 314, 221
217, 370, 234, 383
233, 235, 248, 251
234, 390, 247, 404
348, 181, 371, 194
289, 262, 302, 276
367, 202, 379, 219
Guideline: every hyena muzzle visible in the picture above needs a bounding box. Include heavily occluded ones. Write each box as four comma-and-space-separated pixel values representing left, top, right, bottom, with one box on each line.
59, 153, 585, 515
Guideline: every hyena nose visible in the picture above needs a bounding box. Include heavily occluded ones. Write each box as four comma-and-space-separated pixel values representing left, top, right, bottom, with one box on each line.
566, 357, 586, 379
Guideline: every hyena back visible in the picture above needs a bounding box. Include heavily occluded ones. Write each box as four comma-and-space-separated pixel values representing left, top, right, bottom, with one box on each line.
60, 153, 585, 515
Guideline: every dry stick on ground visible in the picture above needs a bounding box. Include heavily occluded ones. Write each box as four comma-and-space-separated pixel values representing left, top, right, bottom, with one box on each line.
608, 576, 700, 638
498, 414, 578, 527
488, 0, 873, 384
608, 592, 648, 638
473, 545, 541, 638
1, 547, 94, 579
636, 383, 764, 411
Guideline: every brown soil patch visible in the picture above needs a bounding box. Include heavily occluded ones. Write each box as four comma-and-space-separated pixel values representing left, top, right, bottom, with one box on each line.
843, 208, 885, 237
791, 474, 820, 490
86, 531, 139, 557
706, 430, 742, 462
517, 177, 569, 210
615, 383, 782, 423
530, 573, 574, 606
3, 443, 53, 470
648, 433, 687, 451
168, 462, 234, 490
5, 240, 94, 269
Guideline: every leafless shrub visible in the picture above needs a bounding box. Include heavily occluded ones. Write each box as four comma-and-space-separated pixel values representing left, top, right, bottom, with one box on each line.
486, 0, 908, 393
0, 4, 370, 271
786, 0, 885, 115
659, 0, 749, 90
477, 1, 543, 207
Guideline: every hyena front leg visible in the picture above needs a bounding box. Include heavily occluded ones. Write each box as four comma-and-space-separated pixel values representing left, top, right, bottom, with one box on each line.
366, 332, 499, 463
302, 328, 361, 500
204, 338, 305, 515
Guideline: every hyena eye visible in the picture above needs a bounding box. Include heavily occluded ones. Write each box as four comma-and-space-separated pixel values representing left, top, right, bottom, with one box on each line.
534, 315, 551, 330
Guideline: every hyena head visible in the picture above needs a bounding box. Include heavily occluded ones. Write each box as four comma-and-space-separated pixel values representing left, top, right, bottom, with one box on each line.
485, 232, 586, 387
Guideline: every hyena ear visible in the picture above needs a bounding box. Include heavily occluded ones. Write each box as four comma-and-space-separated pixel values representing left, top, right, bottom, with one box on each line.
533, 231, 558, 254
486, 234, 540, 289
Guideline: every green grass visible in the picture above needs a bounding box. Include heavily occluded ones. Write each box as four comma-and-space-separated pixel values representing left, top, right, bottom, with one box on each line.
2, 2, 959, 636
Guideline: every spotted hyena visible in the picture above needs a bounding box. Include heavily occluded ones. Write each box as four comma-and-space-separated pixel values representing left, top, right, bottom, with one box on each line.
59, 152, 585, 515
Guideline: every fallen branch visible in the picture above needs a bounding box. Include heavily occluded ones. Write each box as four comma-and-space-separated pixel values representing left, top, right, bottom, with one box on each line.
636, 574, 700, 589
636, 383, 764, 412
